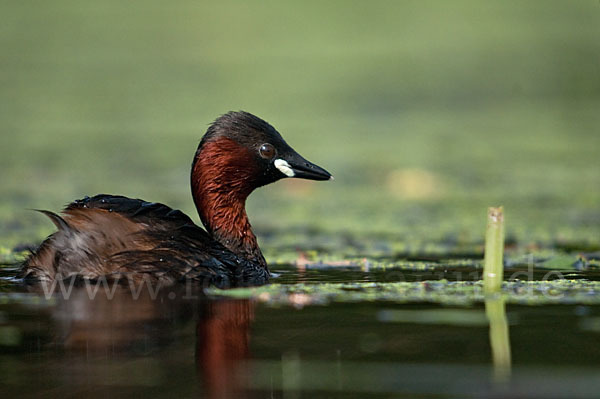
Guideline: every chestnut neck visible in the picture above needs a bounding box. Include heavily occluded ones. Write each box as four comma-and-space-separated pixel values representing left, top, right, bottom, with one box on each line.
190, 137, 266, 268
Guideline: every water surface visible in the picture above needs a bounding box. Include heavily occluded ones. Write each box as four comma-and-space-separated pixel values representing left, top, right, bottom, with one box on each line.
2, 265, 600, 398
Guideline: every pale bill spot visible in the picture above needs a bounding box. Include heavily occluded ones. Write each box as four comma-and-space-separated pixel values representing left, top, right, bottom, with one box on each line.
274, 159, 295, 177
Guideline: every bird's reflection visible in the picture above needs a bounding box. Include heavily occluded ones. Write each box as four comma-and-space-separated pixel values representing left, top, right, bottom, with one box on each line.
27, 282, 254, 398
196, 299, 254, 398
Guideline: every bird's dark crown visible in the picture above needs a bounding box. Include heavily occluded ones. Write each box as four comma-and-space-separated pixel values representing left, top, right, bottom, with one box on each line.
199, 111, 293, 156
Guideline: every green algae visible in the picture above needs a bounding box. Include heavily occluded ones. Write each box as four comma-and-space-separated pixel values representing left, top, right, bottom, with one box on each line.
0, 247, 27, 266
206, 280, 600, 307
0, 2, 598, 258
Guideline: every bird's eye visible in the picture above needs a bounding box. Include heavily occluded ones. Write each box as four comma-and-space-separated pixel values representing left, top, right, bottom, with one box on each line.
259, 143, 276, 159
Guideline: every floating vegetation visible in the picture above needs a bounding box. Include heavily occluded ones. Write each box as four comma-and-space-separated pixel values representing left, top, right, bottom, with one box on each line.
206, 280, 600, 308
0, 246, 25, 265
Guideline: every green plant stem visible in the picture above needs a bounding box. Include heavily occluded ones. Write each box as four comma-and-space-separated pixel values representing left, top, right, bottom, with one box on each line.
484, 207, 504, 293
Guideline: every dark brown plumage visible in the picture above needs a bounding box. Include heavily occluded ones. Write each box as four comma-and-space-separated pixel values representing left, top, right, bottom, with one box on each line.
20, 111, 332, 288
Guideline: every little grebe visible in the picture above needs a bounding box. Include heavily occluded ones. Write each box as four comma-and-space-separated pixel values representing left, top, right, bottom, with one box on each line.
21, 111, 331, 287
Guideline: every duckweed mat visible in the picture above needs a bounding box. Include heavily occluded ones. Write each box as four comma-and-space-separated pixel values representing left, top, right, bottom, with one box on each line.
206, 280, 600, 307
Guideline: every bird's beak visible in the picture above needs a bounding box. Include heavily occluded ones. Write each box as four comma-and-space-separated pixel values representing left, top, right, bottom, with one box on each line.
274, 151, 333, 181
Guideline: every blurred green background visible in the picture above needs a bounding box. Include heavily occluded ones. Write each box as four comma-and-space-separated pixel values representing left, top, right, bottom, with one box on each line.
1, 0, 599, 257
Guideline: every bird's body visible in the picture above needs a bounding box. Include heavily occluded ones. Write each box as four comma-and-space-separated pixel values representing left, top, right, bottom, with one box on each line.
20, 111, 331, 288
24, 195, 267, 288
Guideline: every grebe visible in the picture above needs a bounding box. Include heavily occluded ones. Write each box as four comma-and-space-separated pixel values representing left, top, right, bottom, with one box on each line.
20, 111, 332, 288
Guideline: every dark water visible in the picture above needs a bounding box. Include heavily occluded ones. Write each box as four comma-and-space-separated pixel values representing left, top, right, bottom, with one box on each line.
1, 266, 600, 398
